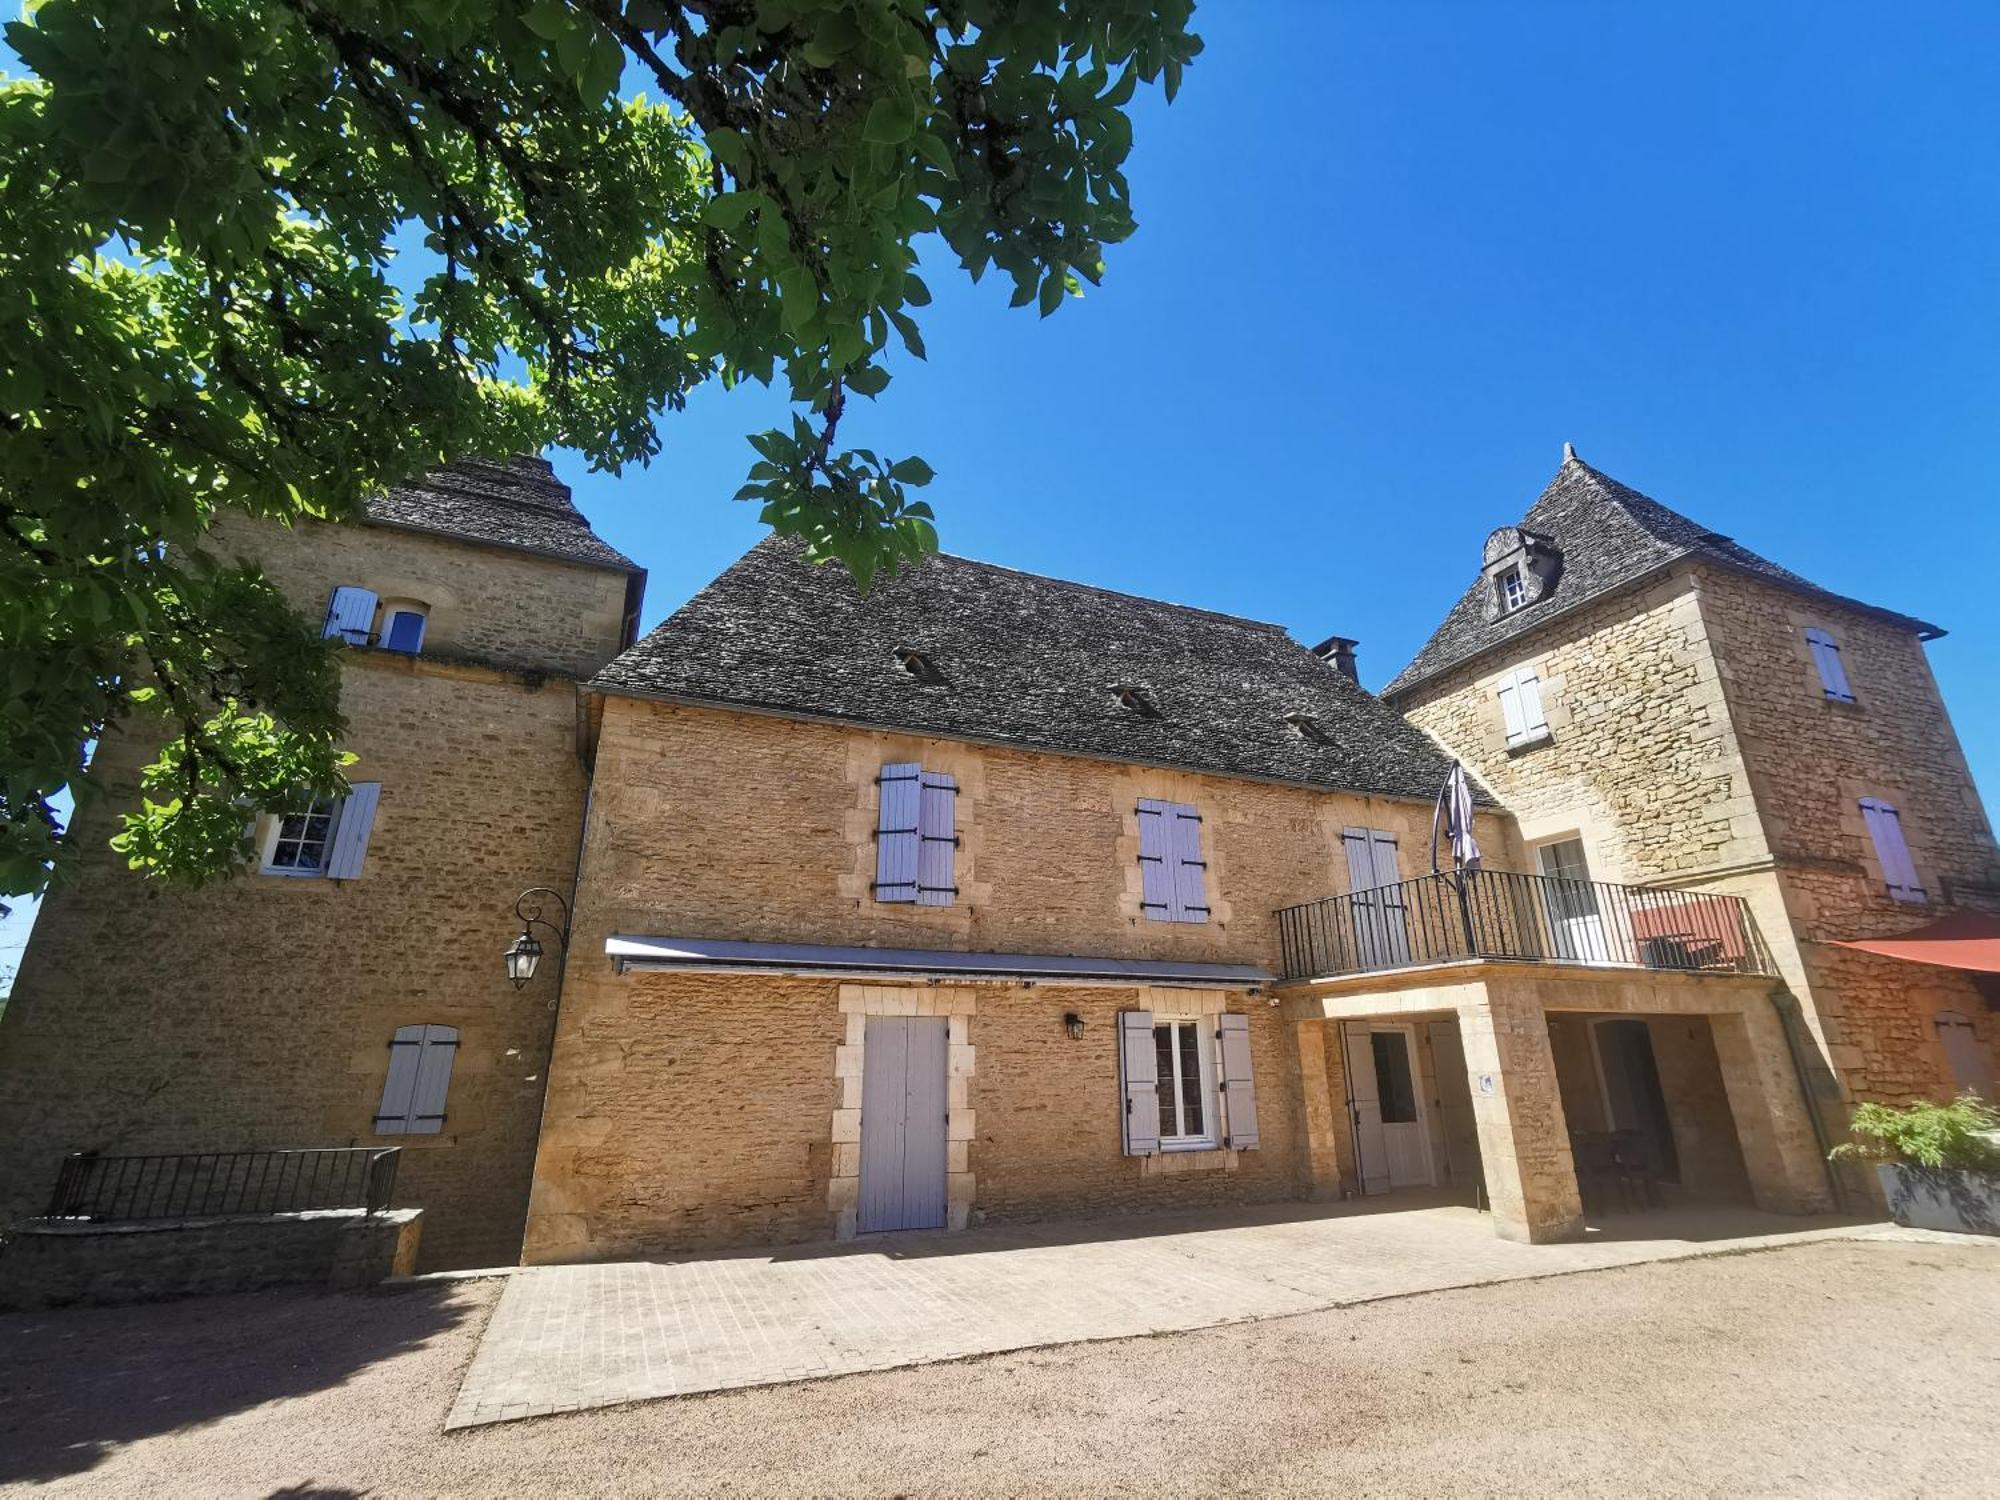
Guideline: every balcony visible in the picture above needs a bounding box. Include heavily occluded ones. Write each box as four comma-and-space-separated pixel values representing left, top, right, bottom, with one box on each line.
1276, 868, 1771, 983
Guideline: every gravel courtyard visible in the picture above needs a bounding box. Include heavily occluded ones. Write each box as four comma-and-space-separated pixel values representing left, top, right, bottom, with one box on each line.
3, 1237, 1996, 1497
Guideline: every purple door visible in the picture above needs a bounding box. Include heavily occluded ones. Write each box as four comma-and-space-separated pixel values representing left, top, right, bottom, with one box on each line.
858, 1016, 949, 1232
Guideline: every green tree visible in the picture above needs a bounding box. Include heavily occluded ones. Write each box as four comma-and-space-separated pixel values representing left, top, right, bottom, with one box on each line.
0, 0, 1199, 899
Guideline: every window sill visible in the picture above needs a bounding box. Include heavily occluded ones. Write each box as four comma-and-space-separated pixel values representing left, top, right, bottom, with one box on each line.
1505, 731, 1553, 757
1142, 1147, 1238, 1178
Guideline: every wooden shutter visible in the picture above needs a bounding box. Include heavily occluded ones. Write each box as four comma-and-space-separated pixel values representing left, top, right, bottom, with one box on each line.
1217, 1012, 1260, 1150
916, 771, 958, 907
1934, 1013, 1992, 1099
1805, 628, 1855, 702
374, 1025, 425, 1134
1860, 799, 1924, 902
408, 1025, 458, 1134
323, 586, 377, 644
1137, 799, 1175, 921
1496, 671, 1527, 742
874, 763, 921, 902
1168, 804, 1209, 923
383, 609, 426, 654
1118, 1010, 1160, 1155
1515, 670, 1548, 736
323, 782, 381, 881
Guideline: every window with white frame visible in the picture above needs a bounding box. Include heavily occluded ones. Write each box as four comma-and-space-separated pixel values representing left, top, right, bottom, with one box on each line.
1496, 666, 1550, 746
259, 784, 382, 880
1152, 1019, 1217, 1148
1496, 566, 1528, 614
263, 796, 340, 874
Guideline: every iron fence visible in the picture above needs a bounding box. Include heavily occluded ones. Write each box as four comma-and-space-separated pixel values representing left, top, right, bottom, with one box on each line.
1277, 867, 1769, 982
43, 1146, 401, 1222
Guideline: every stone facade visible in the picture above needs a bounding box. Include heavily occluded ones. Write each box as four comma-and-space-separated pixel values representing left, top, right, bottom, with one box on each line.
0, 509, 633, 1271
1394, 556, 2000, 1128
521, 693, 1518, 1262
0, 1208, 422, 1311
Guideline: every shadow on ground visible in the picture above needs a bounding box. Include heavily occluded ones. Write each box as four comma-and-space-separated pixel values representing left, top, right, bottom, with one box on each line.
0, 1282, 481, 1486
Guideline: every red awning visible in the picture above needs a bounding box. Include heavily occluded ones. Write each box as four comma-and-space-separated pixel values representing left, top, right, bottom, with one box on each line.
1827, 912, 2000, 975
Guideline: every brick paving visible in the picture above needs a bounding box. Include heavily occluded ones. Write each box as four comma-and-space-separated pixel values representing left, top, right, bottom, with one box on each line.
446, 1198, 1905, 1428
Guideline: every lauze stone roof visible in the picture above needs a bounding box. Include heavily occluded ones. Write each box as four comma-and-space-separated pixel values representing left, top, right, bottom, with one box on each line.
366, 456, 639, 572
595, 536, 1471, 803
1384, 452, 1942, 697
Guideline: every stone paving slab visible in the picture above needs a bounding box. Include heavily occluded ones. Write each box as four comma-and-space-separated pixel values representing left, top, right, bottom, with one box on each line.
444, 1201, 1952, 1429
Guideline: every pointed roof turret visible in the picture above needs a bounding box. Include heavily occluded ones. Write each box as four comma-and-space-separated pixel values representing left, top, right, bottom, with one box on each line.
1382, 454, 1942, 698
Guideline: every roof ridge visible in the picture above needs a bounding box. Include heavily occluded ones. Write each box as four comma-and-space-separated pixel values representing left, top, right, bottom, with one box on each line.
924, 546, 1289, 636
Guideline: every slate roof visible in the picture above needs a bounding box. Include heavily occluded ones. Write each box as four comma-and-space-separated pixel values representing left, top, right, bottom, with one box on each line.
365, 456, 639, 572
1383, 453, 1943, 698
593, 536, 1473, 804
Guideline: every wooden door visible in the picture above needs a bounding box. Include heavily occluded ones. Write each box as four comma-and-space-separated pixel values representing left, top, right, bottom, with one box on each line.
1342, 1021, 1391, 1195
858, 1016, 949, 1233
1427, 1019, 1483, 1192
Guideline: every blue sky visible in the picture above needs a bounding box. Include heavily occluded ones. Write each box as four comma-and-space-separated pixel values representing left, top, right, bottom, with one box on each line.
4, 1, 1997, 980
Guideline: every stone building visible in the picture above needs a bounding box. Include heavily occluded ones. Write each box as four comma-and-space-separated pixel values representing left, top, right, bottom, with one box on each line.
0, 459, 642, 1271
3, 448, 1994, 1270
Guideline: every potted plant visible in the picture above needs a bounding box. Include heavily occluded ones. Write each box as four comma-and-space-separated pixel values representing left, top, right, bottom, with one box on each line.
1831, 1094, 2000, 1235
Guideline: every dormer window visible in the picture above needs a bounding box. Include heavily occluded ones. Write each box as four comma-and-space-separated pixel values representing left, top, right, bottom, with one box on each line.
1110, 683, 1162, 720
893, 646, 948, 686
1497, 566, 1528, 614
1286, 712, 1332, 745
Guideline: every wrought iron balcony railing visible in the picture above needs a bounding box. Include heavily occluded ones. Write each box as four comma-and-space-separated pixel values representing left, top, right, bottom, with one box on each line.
43, 1146, 402, 1223
1276, 867, 1770, 982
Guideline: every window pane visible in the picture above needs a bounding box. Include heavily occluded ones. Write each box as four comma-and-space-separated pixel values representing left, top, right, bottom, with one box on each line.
1178, 1023, 1204, 1138
1154, 1026, 1178, 1135
1371, 1031, 1418, 1124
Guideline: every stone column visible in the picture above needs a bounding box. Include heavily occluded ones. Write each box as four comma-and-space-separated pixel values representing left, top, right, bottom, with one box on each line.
1456, 984, 1585, 1243
1293, 1018, 1344, 1199
1707, 1006, 1837, 1215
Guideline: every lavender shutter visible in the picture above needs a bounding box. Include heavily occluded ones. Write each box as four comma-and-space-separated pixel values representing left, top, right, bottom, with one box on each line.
1169, 804, 1210, 923
1217, 1012, 1260, 1150
1137, 799, 1175, 921
1118, 1009, 1161, 1155
1806, 628, 1856, 702
916, 771, 958, 907
406, 1024, 459, 1135
323, 586, 377, 644
1860, 799, 1924, 902
874, 763, 921, 902
373, 1025, 425, 1134
323, 782, 381, 880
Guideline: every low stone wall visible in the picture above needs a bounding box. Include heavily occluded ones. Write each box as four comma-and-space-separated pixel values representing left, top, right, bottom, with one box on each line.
0, 1208, 423, 1311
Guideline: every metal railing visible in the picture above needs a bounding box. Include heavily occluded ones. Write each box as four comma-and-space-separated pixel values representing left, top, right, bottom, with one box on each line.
1277, 868, 1769, 982
43, 1147, 402, 1223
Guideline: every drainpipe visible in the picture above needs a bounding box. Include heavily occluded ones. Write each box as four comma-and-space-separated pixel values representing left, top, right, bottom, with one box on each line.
1768, 987, 1847, 1213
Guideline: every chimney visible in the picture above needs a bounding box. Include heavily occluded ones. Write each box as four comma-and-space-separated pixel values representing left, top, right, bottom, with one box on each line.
1311, 634, 1359, 682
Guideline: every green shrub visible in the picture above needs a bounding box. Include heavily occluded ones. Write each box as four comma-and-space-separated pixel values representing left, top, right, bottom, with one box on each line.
1831, 1095, 2000, 1172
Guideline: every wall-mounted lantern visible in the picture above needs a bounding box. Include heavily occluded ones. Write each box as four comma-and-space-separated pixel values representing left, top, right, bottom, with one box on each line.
504, 886, 571, 993
1063, 1011, 1085, 1041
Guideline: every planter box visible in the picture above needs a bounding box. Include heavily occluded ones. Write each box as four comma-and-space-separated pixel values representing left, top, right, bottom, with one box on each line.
1876, 1162, 2000, 1236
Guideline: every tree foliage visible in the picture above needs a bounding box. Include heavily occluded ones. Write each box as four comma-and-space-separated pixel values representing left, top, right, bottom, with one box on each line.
0, 0, 1200, 899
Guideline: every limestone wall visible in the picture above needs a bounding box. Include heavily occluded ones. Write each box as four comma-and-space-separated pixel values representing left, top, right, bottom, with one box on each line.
1394, 565, 1763, 885
0, 513, 631, 1271
0, 1208, 422, 1311
523, 693, 1507, 1261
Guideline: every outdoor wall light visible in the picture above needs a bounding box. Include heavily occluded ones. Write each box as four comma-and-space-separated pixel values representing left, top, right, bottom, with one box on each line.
505, 886, 571, 992
1064, 1012, 1085, 1041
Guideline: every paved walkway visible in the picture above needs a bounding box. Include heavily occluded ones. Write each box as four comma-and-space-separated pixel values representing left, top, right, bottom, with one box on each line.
445, 1198, 1916, 1428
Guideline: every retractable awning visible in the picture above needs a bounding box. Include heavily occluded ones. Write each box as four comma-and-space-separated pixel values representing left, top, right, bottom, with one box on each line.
606, 934, 1272, 989
1826, 912, 2000, 975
